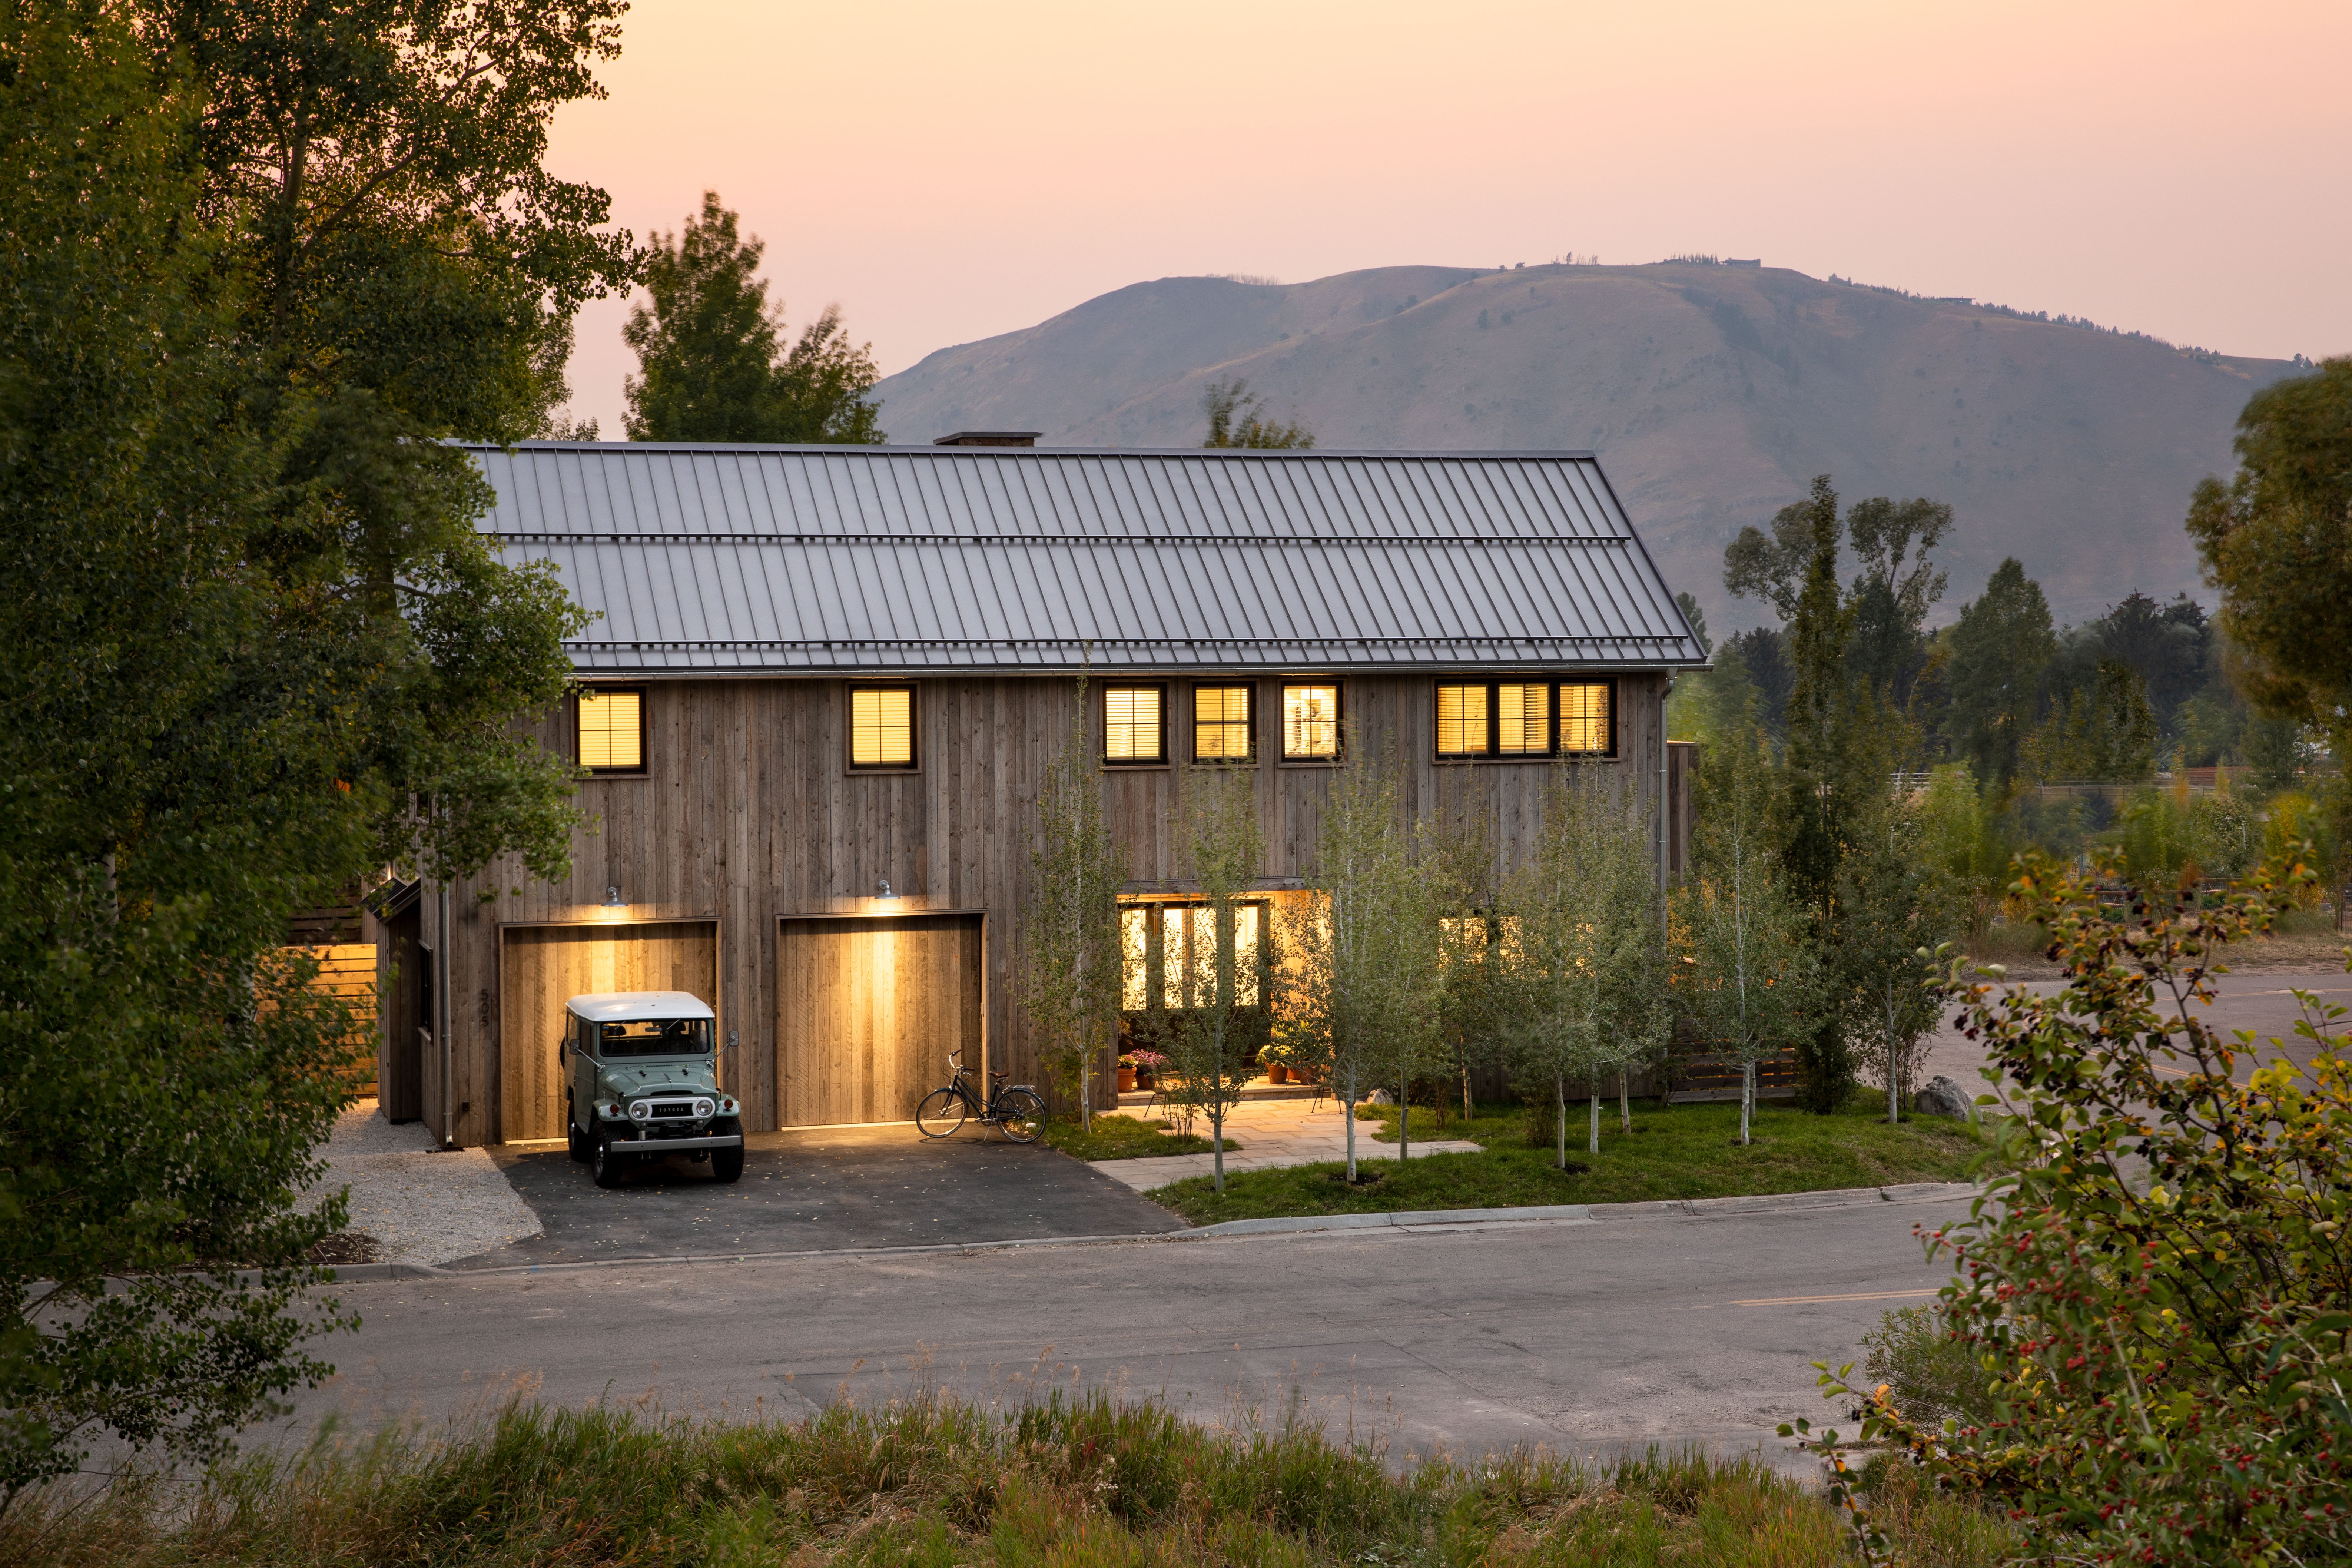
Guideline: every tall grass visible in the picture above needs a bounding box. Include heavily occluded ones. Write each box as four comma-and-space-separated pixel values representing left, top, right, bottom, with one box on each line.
3, 1391, 2014, 1567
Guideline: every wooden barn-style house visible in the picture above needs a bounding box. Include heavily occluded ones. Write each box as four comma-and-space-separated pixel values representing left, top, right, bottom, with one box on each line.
374, 437, 1706, 1146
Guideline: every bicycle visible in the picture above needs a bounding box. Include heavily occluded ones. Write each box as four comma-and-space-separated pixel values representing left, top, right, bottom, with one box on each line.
915, 1050, 1045, 1143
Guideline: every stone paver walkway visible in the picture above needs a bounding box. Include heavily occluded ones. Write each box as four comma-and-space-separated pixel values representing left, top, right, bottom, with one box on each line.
1089, 1096, 1483, 1191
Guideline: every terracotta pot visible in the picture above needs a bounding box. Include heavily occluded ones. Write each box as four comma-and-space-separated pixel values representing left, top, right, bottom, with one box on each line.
1117, 1067, 1137, 1092
1267, 1064, 1290, 1084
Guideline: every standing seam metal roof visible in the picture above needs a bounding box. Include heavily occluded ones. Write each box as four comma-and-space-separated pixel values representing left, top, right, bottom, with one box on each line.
467, 442, 1705, 676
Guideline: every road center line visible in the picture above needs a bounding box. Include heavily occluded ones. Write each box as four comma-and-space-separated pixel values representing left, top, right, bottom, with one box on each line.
1729, 1288, 1940, 1306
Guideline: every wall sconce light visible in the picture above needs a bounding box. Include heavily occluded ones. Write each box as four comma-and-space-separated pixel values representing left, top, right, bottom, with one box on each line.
603, 884, 624, 908
876, 878, 895, 901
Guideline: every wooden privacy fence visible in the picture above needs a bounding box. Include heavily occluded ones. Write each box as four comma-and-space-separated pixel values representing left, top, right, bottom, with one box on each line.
265, 944, 380, 1097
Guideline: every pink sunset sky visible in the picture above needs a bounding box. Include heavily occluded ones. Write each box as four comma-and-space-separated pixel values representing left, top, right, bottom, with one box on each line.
547, 0, 2351, 438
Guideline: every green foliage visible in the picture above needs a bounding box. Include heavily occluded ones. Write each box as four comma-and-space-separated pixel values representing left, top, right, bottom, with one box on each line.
2118, 775, 2259, 888
1808, 849, 2352, 1567
1496, 766, 1666, 1163
2263, 792, 2339, 904
1943, 557, 2057, 790
1154, 767, 1270, 1189
0, 0, 618, 1496
1035, 1114, 1236, 1161
2186, 357, 2352, 742
1837, 797, 1953, 1123
1281, 741, 1445, 1178
1019, 676, 1121, 1123
1674, 730, 1819, 1144
1858, 1304, 1996, 1439
1916, 764, 2010, 937
0, 1389, 2013, 1568
624, 191, 885, 444
1201, 377, 1314, 448
1154, 1095, 1986, 1221
2021, 657, 2158, 783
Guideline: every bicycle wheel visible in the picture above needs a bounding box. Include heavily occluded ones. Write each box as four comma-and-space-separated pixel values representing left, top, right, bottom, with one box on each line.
915, 1087, 968, 1139
995, 1088, 1045, 1144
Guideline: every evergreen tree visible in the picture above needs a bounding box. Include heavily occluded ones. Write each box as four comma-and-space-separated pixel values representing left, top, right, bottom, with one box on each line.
624, 192, 884, 444
1944, 557, 2058, 791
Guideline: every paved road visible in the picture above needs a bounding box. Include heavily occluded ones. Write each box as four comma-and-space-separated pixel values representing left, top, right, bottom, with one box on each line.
286, 1193, 1971, 1473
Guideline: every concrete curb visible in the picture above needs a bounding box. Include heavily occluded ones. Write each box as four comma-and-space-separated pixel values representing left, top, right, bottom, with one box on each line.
315, 1183, 1981, 1283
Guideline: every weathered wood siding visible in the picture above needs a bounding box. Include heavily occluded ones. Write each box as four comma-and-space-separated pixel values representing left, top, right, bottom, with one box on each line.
418, 670, 1669, 1145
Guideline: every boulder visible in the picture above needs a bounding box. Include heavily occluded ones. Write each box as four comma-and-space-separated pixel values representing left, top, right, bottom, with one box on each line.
1366, 1088, 1397, 1105
1913, 1075, 1975, 1120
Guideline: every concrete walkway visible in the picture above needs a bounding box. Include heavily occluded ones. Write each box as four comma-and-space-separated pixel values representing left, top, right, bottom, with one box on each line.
1091, 1096, 1482, 1190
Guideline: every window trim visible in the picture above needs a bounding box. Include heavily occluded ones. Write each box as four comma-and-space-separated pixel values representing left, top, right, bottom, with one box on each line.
1432, 676, 1618, 762
575, 684, 649, 776
1278, 679, 1344, 765
1190, 682, 1258, 765
846, 683, 920, 773
1101, 682, 1170, 768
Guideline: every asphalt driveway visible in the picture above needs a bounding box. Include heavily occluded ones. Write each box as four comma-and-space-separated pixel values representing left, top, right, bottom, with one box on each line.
459, 1125, 1187, 1268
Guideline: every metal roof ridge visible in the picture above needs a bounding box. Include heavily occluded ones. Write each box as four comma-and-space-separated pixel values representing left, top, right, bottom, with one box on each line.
462, 441, 1606, 461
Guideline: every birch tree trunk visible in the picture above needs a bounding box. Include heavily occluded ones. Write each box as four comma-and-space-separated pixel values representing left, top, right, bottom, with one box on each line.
1741, 1058, 1755, 1145
1343, 1064, 1358, 1181
1618, 1068, 1631, 1133
1588, 1091, 1600, 1156
1555, 1075, 1568, 1170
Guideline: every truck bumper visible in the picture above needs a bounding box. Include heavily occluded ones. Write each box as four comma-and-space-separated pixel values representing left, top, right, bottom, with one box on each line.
603, 1133, 745, 1154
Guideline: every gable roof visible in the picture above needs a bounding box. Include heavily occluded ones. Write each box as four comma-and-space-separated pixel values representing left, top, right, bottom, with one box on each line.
470, 442, 1705, 676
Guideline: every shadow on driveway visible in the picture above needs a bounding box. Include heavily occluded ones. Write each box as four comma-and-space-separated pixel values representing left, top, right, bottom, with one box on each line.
452, 1126, 1188, 1269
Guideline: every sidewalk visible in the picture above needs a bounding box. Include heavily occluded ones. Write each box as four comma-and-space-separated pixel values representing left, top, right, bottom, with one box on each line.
1089, 1096, 1482, 1191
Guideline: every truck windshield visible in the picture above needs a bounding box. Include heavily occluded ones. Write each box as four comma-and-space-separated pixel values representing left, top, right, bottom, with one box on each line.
598, 1018, 713, 1057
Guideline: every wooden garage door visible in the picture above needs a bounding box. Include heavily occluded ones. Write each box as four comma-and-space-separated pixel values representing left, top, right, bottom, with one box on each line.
777, 914, 981, 1128
499, 922, 719, 1141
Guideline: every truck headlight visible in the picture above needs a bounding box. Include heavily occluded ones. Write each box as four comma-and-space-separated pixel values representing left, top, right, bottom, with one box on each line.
693, 1098, 714, 1119
629, 1100, 651, 1122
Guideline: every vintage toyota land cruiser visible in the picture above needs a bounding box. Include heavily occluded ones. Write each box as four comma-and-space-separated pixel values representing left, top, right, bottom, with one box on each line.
561, 992, 746, 1187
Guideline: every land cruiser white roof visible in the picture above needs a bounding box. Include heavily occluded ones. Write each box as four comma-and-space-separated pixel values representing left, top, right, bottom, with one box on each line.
565, 991, 716, 1022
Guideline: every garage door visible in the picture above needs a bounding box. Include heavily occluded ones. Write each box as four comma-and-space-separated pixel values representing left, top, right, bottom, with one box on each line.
500, 921, 719, 1141
777, 913, 982, 1128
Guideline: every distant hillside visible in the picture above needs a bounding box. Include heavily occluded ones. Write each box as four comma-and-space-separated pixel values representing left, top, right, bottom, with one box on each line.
870, 263, 2303, 632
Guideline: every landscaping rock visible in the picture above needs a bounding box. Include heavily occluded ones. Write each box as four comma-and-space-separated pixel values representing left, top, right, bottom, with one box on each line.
1913, 1075, 1975, 1120
1367, 1088, 1397, 1105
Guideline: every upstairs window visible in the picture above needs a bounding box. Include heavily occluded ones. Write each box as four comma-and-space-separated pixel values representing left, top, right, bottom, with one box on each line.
1282, 683, 1341, 759
1435, 678, 1615, 759
1104, 685, 1165, 765
1193, 684, 1255, 762
577, 687, 646, 773
849, 686, 916, 769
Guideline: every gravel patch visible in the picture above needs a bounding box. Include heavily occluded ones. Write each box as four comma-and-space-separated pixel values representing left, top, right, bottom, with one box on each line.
303, 1100, 543, 1266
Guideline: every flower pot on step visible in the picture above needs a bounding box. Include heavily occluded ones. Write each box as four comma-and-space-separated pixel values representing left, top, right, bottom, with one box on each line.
1267, 1064, 1290, 1084
1117, 1067, 1137, 1093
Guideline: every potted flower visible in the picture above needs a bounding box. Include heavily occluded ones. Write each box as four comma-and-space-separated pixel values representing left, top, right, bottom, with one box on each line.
1116, 1054, 1138, 1093
1129, 1049, 1168, 1090
1260, 1041, 1293, 1085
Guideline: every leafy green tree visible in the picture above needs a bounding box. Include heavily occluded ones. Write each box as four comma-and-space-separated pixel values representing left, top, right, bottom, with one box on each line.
1835, 796, 1950, 1124
2021, 657, 2159, 783
1157, 768, 1268, 1191
1663, 592, 1762, 750
1675, 731, 1818, 1144
1018, 676, 1121, 1129
1916, 762, 2009, 939
1282, 743, 1442, 1179
1800, 852, 2352, 1567
1202, 378, 1314, 448
0, 0, 602, 1496
1498, 770, 1666, 1163
1943, 557, 2057, 791
624, 192, 883, 444
2186, 357, 2352, 747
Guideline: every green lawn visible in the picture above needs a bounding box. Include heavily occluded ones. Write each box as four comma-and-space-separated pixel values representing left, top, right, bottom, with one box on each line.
1036, 1112, 1240, 1161
1151, 1093, 1987, 1224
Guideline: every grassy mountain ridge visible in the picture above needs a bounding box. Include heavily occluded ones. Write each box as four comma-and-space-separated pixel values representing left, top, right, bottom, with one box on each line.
872, 263, 2302, 631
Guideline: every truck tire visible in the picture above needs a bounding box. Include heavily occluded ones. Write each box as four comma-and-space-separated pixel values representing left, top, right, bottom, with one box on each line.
591, 1131, 629, 1188
709, 1118, 744, 1182
567, 1097, 587, 1162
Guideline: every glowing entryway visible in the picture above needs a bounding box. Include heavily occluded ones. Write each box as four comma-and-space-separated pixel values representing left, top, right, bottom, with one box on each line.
775, 913, 982, 1128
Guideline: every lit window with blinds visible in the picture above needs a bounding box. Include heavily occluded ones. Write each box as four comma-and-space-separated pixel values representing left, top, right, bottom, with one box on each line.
1436, 683, 1488, 756
1117, 900, 1268, 1013
1282, 683, 1340, 759
849, 687, 916, 768
576, 687, 645, 773
1103, 686, 1165, 764
1435, 679, 1613, 759
1193, 685, 1254, 762
1559, 682, 1612, 755
1498, 682, 1551, 755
